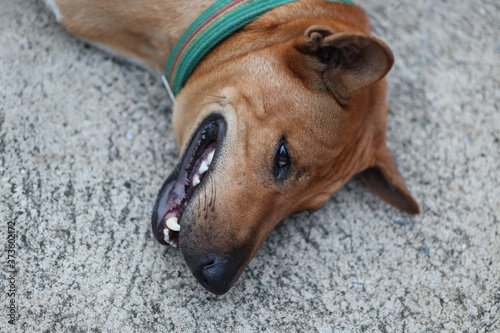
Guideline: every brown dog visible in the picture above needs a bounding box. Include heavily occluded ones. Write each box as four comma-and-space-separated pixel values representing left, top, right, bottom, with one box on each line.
44, 0, 419, 295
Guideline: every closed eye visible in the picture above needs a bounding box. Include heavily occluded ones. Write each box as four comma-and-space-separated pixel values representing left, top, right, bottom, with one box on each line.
274, 138, 291, 181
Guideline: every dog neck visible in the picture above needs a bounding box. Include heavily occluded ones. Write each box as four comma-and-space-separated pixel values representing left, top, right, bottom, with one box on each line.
165, 0, 355, 96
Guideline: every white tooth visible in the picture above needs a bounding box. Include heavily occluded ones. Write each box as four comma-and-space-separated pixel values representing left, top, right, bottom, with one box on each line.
163, 229, 169, 237
192, 174, 201, 186
207, 150, 215, 165
166, 216, 180, 231
164, 237, 177, 248
199, 160, 209, 174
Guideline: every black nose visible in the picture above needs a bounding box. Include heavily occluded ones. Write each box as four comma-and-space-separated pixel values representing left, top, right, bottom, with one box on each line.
193, 256, 239, 295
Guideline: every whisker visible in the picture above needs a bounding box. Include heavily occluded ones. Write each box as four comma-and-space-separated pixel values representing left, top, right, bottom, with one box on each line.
197, 186, 202, 219
211, 178, 216, 212
204, 180, 209, 220
209, 178, 214, 208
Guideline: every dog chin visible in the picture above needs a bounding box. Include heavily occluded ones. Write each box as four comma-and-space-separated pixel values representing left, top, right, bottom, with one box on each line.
151, 114, 226, 247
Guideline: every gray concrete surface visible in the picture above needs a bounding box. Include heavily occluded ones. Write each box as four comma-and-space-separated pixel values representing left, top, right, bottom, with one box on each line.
1, 0, 499, 331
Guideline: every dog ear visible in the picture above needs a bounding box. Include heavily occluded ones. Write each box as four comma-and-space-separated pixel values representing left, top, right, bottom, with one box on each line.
358, 146, 420, 214
293, 26, 394, 103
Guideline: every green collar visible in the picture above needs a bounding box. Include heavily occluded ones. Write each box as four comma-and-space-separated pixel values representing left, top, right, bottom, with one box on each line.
163, 0, 354, 98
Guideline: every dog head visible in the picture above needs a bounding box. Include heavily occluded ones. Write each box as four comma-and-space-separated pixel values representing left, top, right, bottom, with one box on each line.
152, 6, 419, 295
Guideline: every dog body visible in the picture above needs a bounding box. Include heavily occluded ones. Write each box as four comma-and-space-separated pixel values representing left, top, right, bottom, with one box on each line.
45, 0, 419, 294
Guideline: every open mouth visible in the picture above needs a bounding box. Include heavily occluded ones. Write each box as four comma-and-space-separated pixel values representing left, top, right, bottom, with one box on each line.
152, 115, 226, 247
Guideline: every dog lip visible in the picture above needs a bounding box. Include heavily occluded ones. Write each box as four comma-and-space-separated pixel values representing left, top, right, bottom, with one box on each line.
151, 114, 226, 246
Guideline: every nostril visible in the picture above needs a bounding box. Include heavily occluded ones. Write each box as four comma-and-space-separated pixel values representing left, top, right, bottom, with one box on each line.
201, 260, 215, 284
186, 252, 244, 295
195, 256, 236, 295
201, 260, 224, 283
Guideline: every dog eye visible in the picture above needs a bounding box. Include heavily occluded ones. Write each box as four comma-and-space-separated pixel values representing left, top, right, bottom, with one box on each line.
274, 139, 291, 181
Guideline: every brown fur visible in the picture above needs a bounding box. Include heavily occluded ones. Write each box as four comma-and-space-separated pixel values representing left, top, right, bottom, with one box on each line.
46, 0, 419, 294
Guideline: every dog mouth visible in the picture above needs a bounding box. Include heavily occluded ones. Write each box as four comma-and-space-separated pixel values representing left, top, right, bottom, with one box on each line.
151, 115, 226, 247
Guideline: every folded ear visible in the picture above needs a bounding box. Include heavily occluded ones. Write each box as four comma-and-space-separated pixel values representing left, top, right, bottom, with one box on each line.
293, 26, 394, 104
358, 146, 420, 214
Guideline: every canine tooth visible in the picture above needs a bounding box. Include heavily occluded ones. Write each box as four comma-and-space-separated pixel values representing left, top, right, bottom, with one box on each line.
166, 216, 180, 231
192, 174, 201, 186
199, 160, 209, 174
207, 150, 215, 165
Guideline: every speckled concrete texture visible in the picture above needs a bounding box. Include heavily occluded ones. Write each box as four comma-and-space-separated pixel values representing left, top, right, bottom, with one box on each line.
1, 0, 499, 331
